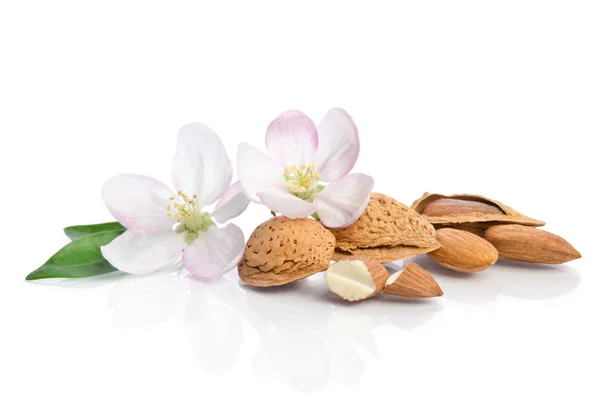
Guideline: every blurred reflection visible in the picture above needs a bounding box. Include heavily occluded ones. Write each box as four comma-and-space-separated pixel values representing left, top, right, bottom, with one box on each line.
106, 254, 580, 392
493, 259, 581, 300
182, 276, 244, 374
108, 270, 188, 328
412, 255, 580, 303
108, 270, 442, 392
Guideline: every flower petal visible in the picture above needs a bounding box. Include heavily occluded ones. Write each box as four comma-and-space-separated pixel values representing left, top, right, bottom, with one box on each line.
257, 190, 317, 219
237, 143, 286, 202
265, 110, 319, 167
313, 173, 374, 228
312, 108, 360, 181
172, 123, 233, 205
182, 224, 245, 278
101, 173, 175, 231
101, 230, 187, 275
211, 181, 251, 224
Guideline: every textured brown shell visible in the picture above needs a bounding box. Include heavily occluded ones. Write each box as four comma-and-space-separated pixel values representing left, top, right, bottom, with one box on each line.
238, 216, 335, 287
411, 193, 545, 234
328, 193, 440, 263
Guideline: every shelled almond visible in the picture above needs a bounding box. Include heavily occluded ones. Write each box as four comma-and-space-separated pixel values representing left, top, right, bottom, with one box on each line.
428, 228, 499, 272
325, 256, 389, 301
484, 225, 581, 264
384, 262, 443, 298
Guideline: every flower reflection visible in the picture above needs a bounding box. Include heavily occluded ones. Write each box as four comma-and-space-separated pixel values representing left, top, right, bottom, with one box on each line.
106, 256, 580, 392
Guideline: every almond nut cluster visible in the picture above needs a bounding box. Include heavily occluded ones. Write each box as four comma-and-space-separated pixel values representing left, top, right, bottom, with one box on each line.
412, 193, 581, 272
237, 192, 581, 303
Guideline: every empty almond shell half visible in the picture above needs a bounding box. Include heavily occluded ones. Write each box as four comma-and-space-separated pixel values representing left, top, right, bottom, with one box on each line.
327, 193, 440, 264
411, 193, 545, 235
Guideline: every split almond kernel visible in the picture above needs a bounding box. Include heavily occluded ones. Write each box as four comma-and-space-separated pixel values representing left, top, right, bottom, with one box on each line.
325, 256, 388, 302
428, 228, 498, 272
384, 262, 443, 298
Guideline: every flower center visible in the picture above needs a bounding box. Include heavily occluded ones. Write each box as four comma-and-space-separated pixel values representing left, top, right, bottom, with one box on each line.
167, 191, 214, 244
283, 163, 323, 201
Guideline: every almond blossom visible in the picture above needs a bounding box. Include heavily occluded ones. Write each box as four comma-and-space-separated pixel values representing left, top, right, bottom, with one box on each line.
237, 108, 374, 228
100, 123, 250, 277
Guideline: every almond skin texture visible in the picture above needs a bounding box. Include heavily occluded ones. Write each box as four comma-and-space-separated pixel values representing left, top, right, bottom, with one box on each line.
325, 256, 389, 302
412, 193, 545, 235
428, 228, 499, 272
238, 216, 336, 287
422, 198, 503, 217
384, 262, 443, 298
484, 225, 581, 264
329, 193, 440, 263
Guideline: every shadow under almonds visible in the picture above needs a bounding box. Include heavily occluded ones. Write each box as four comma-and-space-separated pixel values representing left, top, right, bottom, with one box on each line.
400, 255, 581, 303
234, 276, 337, 393
183, 276, 245, 374
493, 259, 581, 300
411, 255, 501, 304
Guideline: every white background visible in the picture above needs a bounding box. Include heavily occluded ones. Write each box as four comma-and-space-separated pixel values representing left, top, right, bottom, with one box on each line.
1, 1, 598, 396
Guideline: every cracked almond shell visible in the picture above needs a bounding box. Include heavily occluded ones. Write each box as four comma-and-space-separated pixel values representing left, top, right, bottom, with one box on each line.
411, 193, 545, 235
238, 216, 336, 287
327, 193, 440, 263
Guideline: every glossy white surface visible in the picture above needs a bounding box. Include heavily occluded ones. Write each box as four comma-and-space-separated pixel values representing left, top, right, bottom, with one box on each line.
1, 1, 598, 396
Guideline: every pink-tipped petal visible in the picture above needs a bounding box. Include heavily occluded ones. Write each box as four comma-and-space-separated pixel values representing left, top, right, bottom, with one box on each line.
237, 143, 286, 202
266, 110, 319, 167
257, 190, 317, 219
313, 173, 374, 228
212, 181, 251, 224
172, 123, 233, 205
101, 230, 187, 275
182, 224, 245, 278
312, 108, 360, 181
101, 173, 176, 231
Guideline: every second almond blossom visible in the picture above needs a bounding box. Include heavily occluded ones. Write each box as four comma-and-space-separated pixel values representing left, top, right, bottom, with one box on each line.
237, 108, 374, 228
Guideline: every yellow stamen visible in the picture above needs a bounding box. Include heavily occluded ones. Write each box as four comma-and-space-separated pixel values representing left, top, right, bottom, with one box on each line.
283, 162, 321, 200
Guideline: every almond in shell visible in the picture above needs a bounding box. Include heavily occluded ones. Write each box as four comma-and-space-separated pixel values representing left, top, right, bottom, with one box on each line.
412, 193, 545, 235
328, 193, 440, 263
238, 216, 335, 287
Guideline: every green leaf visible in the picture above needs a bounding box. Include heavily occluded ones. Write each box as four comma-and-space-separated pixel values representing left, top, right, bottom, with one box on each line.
64, 222, 125, 240
26, 230, 123, 280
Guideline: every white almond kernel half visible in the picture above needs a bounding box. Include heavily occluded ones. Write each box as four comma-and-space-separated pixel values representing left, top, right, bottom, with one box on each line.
325, 256, 389, 302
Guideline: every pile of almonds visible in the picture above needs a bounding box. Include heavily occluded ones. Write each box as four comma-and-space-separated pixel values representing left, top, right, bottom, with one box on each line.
238, 192, 581, 302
